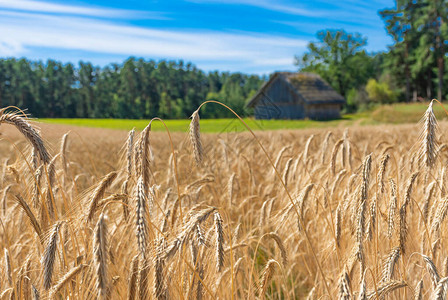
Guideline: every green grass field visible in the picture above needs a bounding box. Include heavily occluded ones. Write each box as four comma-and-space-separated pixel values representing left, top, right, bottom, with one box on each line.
40, 114, 368, 133
40, 102, 448, 132
370, 102, 448, 123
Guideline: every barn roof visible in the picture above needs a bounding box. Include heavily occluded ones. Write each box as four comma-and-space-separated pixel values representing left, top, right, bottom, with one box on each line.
246, 72, 345, 107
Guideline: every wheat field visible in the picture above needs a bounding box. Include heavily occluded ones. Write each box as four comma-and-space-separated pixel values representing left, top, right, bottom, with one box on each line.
0, 102, 447, 299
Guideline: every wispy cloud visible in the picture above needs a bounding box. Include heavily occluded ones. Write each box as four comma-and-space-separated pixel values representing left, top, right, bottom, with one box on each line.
188, 0, 322, 17
191, 0, 385, 25
0, 0, 168, 19
0, 9, 306, 73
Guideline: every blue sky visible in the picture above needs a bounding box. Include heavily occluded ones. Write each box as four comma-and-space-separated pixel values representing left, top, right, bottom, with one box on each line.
0, 0, 395, 74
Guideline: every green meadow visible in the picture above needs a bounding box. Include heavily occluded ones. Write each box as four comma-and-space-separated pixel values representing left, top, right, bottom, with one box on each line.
40, 115, 366, 133
40, 102, 448, 133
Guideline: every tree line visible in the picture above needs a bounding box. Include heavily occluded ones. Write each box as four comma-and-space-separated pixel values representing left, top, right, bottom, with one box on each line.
0, 58, 264, 118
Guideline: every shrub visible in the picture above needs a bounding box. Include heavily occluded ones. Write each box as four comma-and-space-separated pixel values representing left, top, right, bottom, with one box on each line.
365, 78, 397, 104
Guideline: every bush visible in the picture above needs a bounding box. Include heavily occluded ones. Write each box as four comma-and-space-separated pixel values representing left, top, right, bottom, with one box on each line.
365, 78, 397, 104
345, 86, 370, 113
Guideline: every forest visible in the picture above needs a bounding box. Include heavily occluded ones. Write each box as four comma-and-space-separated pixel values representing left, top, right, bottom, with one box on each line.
0, 0, 446, 119
0, 58, 264, 119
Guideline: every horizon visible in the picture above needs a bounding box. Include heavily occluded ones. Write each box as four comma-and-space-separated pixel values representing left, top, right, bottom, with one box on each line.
0, 0, 394, 75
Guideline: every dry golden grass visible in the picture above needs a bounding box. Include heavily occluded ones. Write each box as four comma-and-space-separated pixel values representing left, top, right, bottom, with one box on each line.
2, 103, 448, 299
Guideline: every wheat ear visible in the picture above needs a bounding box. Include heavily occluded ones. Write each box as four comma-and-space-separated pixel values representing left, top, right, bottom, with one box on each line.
138, 257, 149, 300
432, 197, 448, 237
214, 211, 224, 272
330, 139, 344, 175
377, 153, 390, 195
387, 179, 398, 238
414, 279, 423, 300
382, 247, 400, 283
266, 232, 287, 266
126, 129, 135, 176
127, 255, 139, 300
135, 176, 148, 257
87, 171, 117, 222
32, 285, 40, 300
93, 213, 109, 299
432, 276, 448, 300
259, 259, 278, 298
14, 194, 42, 240
423, 255, 440, 289
135, 124, 151, 191
189, 109, 203, 165
367, 281, 407, 299
0, 111, 50, 164
42, 222, 62, 290
419, 100, 438, 170
321, 131, 332, 164
4, 249, 12, 286
358, 275, 367, 300
338, 268, 352, 300
60, 132, 69, 175
49, 264, 86, 298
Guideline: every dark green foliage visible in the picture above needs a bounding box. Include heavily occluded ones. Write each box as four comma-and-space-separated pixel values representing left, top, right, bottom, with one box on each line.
0, 57, 264, 119
296, 0, 448, 109
380, 0, 448, 102
294, 29, 377, 98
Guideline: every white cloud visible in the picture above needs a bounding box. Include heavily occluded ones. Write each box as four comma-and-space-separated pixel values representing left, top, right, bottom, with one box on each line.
0, 0, 168, 19
0, 10, 307, 73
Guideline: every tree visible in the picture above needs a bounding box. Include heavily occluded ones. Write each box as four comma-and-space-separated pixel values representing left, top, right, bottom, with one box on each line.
420, 0, 448, 101
381, 0, 448, 101
295, 29, 369, 97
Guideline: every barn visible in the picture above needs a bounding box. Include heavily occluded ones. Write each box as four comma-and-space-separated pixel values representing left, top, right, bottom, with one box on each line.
246, 72, 346, 120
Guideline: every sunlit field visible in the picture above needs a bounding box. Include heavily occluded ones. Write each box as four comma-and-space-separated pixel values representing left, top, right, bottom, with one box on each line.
40, 116, 360, 133
40, 102, 448, 133
1, 102, 448, 299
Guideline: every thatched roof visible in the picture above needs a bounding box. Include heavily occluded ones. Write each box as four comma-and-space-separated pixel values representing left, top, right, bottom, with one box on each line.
247, 72, 345, 107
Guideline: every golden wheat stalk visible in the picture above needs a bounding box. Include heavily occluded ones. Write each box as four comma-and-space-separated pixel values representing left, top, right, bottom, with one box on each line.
414, 279, 423, 300
87, 171, 117, 222
214, 211, 224, 272
382, 247, 400, 283
266, 232, 287, 266
377, 153, 390, 195
49, 264, 86, 298
135, 124, 151, 192
135, 176, 148, 258
423, 255, 440, 289
367, 281, 407, 299
0, 111, 50, 164
258, 259, 278, 298
432, 276, 448, 300
338, 268, 352, 300
387, 179, 398, 238
13, 194, 42, 240
93, 213, 109, 299
60, 132, 69, 175
419, 100, 438, 170
4, 249, 12, 286
42, 222, 62, 290
189, 109, 203, 165
127, 255, 139, 300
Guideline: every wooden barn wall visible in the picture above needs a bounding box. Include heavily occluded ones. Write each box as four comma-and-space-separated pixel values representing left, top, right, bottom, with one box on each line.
253, 76, 305, 119
305, 103, 341, 120
254, 104, 305, 119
